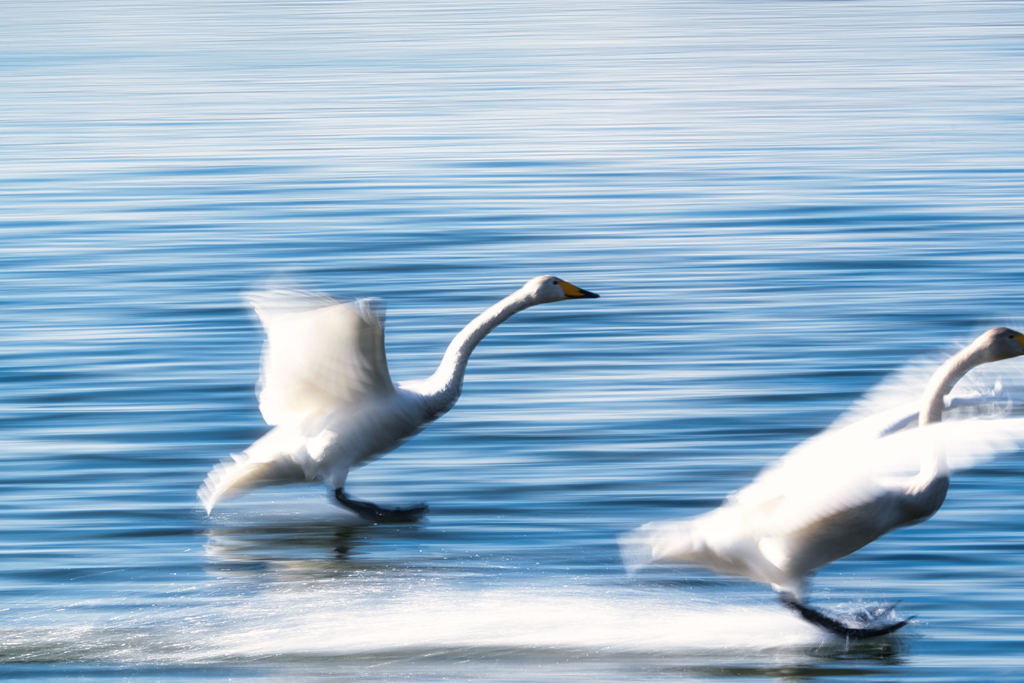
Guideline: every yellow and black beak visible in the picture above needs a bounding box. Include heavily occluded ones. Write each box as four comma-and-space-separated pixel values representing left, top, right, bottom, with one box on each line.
558, 280, 600, 299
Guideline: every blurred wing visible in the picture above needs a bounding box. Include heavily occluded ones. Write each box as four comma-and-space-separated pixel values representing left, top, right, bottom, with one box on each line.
830, 337, 1024, 433
867, 415, 1024, 475
739, 346, 1024, 535
249, 290, 395, 426
746, 416, 1024, 538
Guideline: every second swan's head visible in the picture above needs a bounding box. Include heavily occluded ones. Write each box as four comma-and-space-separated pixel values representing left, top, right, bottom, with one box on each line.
522, 275, 600, 305
973, 327, 1024, 362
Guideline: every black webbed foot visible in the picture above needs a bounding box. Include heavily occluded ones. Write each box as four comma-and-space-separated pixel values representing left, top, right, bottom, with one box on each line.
334, 489, 429, 523
780, 594, 911, 640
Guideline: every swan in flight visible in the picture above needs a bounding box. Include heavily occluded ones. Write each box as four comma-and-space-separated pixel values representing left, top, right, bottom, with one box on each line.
622, 327, 1024, 638
200, 275, 599, 521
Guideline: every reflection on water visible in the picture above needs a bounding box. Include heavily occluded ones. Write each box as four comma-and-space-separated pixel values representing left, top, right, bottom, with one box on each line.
203, 523, 364, 580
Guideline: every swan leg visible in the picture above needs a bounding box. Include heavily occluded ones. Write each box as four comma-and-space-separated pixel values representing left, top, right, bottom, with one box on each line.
780, 595, 911, 640
334, 489, 428, 523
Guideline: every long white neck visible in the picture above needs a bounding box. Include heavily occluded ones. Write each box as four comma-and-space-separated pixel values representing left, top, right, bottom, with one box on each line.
916, 339, 992, 483
920, 340, 992, 427
421, 287, 534, 413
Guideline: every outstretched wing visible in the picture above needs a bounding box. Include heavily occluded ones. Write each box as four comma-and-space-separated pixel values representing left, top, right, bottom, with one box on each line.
248, 290, 395, 426
733, 343, 1024, 534
830, 334, 1024, 432
736, 416, 1024, 541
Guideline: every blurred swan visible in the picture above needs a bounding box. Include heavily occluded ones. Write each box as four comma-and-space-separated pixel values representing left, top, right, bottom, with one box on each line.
622, 327, 1024, 638
200, 275, 599, 521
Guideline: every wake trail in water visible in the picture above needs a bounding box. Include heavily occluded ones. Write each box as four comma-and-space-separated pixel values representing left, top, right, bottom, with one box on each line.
3, 584, 840, 665
217, 586, 825, 657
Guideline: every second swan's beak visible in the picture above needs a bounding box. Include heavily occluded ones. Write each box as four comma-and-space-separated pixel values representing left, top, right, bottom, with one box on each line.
558, 280, 600, 299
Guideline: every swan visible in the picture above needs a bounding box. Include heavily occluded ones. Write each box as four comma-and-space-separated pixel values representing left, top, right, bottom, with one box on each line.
199, 275, 599, 521
621, 327, 1024, 638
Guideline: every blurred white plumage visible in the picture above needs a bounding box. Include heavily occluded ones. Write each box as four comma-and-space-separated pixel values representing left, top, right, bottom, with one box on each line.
622, 327, 1024, 638
199, 275, 598, 521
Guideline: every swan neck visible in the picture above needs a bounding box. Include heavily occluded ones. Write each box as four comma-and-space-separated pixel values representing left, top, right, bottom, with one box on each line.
919, 342, 990, 427
425, 288, 533, 407
915, 339, 994, 486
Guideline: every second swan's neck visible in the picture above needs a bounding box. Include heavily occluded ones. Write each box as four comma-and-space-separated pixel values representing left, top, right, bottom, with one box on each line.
421, 287, 533, 413
908, 340, 989, 501
916, 338, 993, 485
920, 339, 992, 427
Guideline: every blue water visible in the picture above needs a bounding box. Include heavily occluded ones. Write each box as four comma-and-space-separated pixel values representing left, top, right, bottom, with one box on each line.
4, 1, 1024, 680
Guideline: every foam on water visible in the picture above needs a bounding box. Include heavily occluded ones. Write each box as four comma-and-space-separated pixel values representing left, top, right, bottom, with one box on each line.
222, 586, 826, 657
3, 582, 842, 667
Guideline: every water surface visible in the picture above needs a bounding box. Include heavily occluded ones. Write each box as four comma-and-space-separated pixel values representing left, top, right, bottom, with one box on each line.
3, 1, 1024, 680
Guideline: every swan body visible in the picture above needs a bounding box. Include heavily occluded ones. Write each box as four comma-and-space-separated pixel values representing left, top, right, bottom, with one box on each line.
622, 327, 1024, 636
199, 275, 598, 519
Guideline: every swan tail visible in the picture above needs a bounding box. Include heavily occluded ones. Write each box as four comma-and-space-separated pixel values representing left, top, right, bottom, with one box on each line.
620, 509, 783, 587
619, 519, 703, 574
198, 452, 307, 514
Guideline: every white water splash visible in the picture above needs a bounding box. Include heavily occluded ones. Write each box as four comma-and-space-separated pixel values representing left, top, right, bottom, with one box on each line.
4, 581, 852, 668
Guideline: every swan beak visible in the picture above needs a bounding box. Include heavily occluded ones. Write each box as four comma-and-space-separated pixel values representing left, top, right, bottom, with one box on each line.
558, 281, 600, 299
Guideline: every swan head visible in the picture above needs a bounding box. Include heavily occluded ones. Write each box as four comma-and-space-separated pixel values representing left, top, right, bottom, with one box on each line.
974, 327, 1024, 362
521, 275, 600, 305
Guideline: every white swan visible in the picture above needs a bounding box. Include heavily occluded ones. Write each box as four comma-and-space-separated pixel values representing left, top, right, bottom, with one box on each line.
622, 327, 1024, 638
199, 275, 599, 520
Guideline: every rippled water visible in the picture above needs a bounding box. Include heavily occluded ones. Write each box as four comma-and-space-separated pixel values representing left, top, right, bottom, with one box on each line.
4, 1, 1024, 680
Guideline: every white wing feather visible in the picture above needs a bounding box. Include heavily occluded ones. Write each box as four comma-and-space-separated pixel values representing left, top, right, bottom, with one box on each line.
199, 290, 397, 513
732, 348, 1024, 538
749, 416, 1024, 539
624, 348, 1024, 579
249, 290, 395, 426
